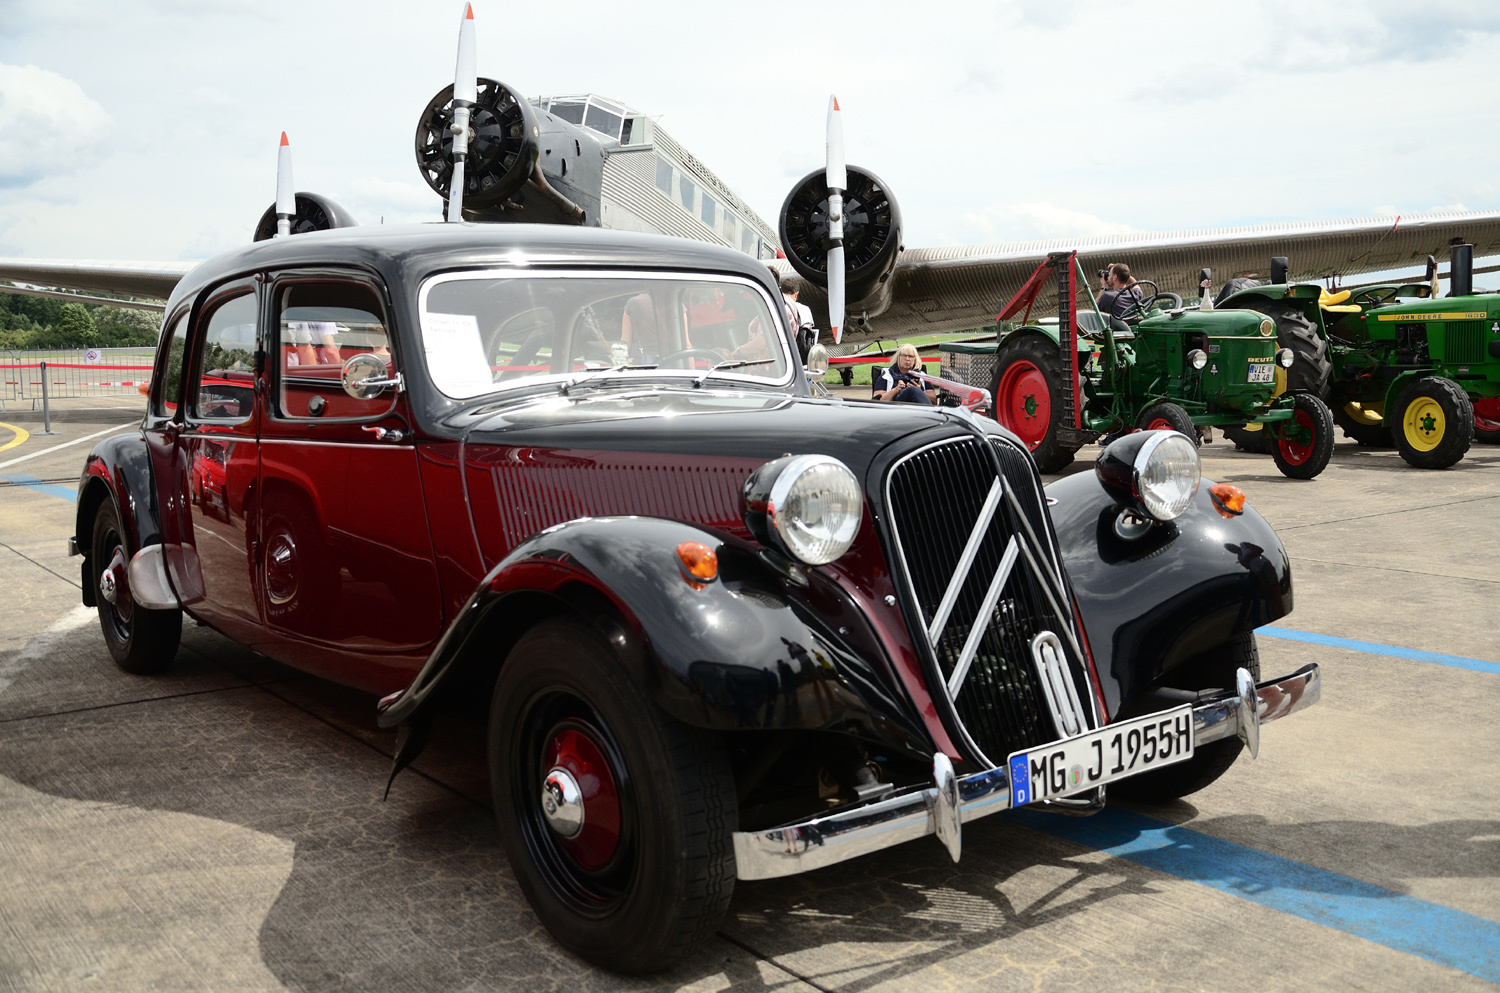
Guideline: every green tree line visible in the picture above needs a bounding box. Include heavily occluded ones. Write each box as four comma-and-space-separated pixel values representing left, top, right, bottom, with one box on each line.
0, 289, 162, 350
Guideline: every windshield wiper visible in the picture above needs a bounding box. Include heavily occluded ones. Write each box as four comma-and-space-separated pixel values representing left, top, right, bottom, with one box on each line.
693, 358, 773, 388
558, 363, 660, 395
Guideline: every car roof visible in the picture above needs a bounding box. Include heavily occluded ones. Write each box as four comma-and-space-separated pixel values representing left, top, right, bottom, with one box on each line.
167, 223, 779, 312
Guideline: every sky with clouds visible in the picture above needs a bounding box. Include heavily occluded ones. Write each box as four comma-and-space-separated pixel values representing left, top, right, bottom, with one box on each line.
1, 0, 1498, 262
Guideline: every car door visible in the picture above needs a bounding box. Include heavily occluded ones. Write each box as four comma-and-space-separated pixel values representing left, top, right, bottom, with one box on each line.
152, 279, 264, 643
256, 269, 443, 684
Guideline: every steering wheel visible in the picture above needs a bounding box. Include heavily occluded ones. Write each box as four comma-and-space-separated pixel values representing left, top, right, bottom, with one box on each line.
1119, 291, 1182, 320
658, 347, 726, 369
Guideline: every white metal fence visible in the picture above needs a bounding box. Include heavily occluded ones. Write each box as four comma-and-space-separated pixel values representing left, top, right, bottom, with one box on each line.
0, 348, 155, 407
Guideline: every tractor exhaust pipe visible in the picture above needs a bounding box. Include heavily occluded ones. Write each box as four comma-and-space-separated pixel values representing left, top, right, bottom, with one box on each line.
1449, 243, 1473, 298
1270, 257, 1288, 284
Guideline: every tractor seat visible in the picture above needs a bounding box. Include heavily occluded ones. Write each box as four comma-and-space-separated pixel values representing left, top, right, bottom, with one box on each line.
1077, 311, 1135, 341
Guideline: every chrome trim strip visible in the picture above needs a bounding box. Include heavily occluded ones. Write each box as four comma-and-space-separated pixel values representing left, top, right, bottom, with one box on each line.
257, 438, 416, 450
926, 478, 1003, 646
947, 535, 1019, 697
733, 662, 1321, 880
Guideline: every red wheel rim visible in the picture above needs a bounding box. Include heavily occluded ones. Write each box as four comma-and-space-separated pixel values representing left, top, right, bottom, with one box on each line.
995, 360, 1051, 449
1146, 418, 1174, 432
543, 726, 622, 871
1277, 409, 1316, 465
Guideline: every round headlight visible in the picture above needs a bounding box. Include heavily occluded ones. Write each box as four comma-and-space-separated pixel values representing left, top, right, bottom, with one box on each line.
805, 343, 830, 377
1095, 430, 1201, 523
1259, 318, 1275, 337
1187, 348, 1208, 370
1276, 347, 1295, 368
742, 454, 863, 565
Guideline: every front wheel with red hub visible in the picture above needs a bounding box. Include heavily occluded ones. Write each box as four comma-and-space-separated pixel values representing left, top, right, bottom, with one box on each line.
1135, 401, 1197, 440
90, 497, 181, 674
1269, 393, 1334, 480
989, 334, 1082, 473
489, 618, 736, 973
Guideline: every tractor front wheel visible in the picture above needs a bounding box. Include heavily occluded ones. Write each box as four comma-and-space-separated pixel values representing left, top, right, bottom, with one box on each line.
989, 335, 1081, 473
1333, 402, 1392, 447
1136, 402, 1197, 440
1270, 394, 1334, 479
1392, 377, 1473, 469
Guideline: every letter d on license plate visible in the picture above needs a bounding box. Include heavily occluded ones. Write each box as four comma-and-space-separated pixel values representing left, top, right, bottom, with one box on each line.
1007, 705, 1194, 807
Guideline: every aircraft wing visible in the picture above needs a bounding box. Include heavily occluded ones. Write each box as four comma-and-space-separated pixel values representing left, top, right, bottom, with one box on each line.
817, 208, 1500, 345
0, 258, 195, 311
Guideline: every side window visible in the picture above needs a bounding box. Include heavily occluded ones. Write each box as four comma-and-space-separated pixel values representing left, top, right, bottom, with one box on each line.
191, 292, 257, 421
275, 281, 394, 420
153, 310, 190, 417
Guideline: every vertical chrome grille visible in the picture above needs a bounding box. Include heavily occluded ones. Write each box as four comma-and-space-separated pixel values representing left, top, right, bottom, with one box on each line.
885, 435, 1088, 766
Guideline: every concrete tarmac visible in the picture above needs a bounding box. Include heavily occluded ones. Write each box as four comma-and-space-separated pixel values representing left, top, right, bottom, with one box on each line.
1, 404, 1496, 992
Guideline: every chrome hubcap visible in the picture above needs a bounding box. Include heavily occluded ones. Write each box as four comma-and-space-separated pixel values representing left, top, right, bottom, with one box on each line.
99, 568, 117, 604
540, 767, 585, 838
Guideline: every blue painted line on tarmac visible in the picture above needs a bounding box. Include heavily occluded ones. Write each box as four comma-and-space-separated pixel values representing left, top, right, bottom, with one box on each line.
1, 473, 77, 503
1015, 807, 1500, 983
1260, 626, 1500, 675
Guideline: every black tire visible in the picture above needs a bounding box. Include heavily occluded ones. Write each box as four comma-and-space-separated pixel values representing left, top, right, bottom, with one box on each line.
490, 618, 736, 973
1392, 376, 1474, 469
1221, 425, 1272, 454
1111, 633, 1260, 802
1136, 401, 1197, 440
1269, 393, 1334, 479
91, 498, 181, 674
989, 334, 1083, 473
1332, 402, 1393, 447
1257, 302, 1331, 396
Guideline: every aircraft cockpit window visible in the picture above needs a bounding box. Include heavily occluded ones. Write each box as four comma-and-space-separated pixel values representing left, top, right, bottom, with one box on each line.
419, 271, 792, 401
584, 105, 623, 140
548, 99, 585, 125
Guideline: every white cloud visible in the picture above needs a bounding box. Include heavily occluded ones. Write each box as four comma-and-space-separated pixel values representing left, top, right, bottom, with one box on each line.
0, 64, 110, 189
959, 203, 1139, 243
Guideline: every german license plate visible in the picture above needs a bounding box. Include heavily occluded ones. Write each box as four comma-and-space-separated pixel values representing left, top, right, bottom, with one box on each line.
1007, 706, 1194, 806
1247, 363, 1274, 384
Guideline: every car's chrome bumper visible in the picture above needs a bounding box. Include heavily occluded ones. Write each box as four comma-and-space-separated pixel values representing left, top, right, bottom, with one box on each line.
732, 662, 1320, 881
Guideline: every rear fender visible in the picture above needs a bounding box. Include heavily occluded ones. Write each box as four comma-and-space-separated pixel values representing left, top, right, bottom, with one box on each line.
1046, 470, 1293, 721
74, 431, 159, 608
1217, 282, 1327, 333
998, 324, 1062, 350
377, 516, 931, 756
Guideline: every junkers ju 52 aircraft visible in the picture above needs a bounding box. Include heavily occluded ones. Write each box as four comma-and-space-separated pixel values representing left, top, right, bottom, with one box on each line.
4, 5, 1500, 347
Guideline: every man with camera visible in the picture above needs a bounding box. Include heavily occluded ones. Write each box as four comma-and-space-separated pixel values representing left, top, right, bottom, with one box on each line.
872, 343, 937, 404
1096, 262, 1144, 319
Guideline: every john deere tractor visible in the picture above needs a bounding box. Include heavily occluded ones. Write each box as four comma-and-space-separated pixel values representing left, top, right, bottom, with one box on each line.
949, 251, 1335, 477
1215, 246, 1500, 469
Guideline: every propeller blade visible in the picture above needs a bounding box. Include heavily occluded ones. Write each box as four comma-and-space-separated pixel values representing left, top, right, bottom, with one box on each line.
448, 2, 477, 221
827, 245, 845, 345
825, 95, 846, 344
275, 132, 294, 238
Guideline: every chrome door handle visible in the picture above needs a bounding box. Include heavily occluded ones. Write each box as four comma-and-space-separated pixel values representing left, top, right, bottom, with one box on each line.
362, 426, 407, 442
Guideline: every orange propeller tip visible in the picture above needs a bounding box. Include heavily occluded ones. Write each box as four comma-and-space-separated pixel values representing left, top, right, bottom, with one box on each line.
832, 96, 840, 111
464, 2, 473, 17
279, 131, 289, 146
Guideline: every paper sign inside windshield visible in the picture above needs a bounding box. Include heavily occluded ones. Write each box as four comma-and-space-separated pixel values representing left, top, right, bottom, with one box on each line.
423, 312, 493, 397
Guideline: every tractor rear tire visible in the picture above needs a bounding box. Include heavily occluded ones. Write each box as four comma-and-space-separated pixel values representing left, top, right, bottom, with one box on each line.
1392, 377, 1473, 469
1332, 402, 1392, 447
1258, 302, 1331, 396
1111, 633, 1260, 802
989, 334, 1082, 473
1136, 402, 1197, 441
1270, 393, 1334, 479
1221, 425, 1272, 454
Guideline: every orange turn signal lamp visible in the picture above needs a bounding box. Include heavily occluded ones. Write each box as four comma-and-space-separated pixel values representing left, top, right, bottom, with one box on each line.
1209, 483, 1246, 518
676, 541, 719, 586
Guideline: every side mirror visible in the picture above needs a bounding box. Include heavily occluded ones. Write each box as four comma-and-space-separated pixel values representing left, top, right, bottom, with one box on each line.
341, 353, 401, 399
804, 343, 829, 378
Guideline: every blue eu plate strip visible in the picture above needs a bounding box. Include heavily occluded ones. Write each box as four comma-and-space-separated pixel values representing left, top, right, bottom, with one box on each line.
2, 473, 77, 503
1016, 806, 1500, 983
1259, 626, 1500, 676
1008, 754, 1032, 807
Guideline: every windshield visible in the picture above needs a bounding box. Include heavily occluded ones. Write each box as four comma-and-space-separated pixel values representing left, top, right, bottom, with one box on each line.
418, 270, 792, 400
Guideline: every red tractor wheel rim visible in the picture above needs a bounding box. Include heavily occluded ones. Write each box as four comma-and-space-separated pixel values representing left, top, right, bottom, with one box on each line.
1278, 409, 1316, 465
1147, 417, 1174, 432
996, 361, 1051, 448
542, 726, 622, 871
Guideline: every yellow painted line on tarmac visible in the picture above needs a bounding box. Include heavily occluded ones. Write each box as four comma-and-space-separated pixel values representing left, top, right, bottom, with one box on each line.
0, 422, 29, 454
0, 422, 136, 471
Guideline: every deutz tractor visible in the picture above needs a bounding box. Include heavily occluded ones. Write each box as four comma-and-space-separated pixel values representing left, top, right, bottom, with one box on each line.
1215, 246, 1500, 469
953, 251, 1335, 477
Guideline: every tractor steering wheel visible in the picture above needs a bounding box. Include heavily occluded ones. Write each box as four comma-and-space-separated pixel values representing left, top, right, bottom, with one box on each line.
1119, 291, 1182, 321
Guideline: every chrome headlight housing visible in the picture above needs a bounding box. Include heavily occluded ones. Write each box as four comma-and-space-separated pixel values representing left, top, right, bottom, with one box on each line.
1095, 430, 1201, 522
742, 454, 863, 565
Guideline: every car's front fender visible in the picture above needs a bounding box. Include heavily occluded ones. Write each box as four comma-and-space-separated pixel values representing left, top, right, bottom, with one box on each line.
1046, 470, 1293, 720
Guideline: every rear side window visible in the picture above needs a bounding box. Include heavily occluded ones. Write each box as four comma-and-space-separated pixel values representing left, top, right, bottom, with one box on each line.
274, 281, 395, 420
191, 292, 257, 421
153, 310, 190, 417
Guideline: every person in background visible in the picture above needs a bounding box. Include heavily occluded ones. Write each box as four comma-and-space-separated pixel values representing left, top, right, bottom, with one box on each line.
1096, 263, 1144, 319
780, 275, 818, 361
872, 343, 936, 404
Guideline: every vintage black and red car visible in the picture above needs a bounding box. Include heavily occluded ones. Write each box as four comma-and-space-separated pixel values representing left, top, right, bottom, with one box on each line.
70, 224, 1320, 972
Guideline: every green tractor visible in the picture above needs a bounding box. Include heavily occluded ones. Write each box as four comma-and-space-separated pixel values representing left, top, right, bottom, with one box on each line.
1215, 246, 1500, 468
945, 251, 1335, 477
